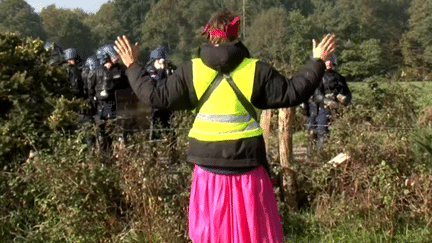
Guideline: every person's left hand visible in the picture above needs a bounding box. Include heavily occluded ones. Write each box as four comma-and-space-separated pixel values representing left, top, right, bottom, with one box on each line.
337, 94, 347, 104
154, 59, 166, 70
114, 35, 139, 68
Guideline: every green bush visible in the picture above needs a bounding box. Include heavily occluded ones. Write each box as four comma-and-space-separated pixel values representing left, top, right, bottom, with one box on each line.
0, 32, 71, 166
299, 80, 432, 240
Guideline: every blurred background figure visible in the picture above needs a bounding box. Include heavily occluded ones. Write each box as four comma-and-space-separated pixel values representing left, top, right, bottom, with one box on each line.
146, 45, 178, 163
44, 41, 65, 66
302, 53, 352, 152
146, 45, 176, 141
89, 44, 130, 159
63, 48, 85, 99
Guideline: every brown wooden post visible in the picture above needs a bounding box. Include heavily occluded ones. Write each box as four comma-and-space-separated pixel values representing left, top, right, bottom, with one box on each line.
278, 107, 298, 211
260, 109, 272, 153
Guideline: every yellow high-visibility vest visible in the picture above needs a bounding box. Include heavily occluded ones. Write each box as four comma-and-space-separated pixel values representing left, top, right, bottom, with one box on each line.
188, 58, 263, 141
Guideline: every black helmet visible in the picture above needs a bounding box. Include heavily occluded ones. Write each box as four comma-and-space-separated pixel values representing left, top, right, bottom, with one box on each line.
64, 48, 79, 61
104, 44, 120, 64
44, 41, 65, 65
44, 41, 63, 55
84, 55, 98, 70
150, 45, 169, 61
44, 41, 54, 51
328, 53, 338, 66
96, 45, 110, 65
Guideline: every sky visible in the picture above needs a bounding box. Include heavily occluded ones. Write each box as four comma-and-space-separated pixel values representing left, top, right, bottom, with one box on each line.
26, 0, 110, 14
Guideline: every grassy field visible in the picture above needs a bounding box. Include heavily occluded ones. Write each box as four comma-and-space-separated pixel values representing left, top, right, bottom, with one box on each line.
348, 80, 432, 108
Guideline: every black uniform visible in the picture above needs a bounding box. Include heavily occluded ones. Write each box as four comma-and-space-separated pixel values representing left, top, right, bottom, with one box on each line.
67, 64, 85, 98
303, 68, 351, 148
148, 64, 176, 140
89, 61, 130, 156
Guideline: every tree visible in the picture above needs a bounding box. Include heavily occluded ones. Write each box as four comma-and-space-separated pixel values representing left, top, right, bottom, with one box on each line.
338, 39, 384, 80
140, 0, 210, 65
401, 0, 432, 79
84, 2, 124, 47
40, 4, 96, 58
0, 0, 45, 39
245, 7, 290, 70
113, 0, 156, 44
0, 32, 69, 165
309, 0, 410, 80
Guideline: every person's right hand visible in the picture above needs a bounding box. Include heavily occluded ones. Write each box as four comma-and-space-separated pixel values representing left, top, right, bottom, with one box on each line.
114, 35, 139, 68
312, 34, 336, 61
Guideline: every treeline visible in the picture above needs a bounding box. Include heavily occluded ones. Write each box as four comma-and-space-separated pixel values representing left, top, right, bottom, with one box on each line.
2, 0, 432, 80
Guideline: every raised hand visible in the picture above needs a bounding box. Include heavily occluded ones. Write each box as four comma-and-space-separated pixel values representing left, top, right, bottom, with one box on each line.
114, 35, 139, 68
312, 34, 336, 61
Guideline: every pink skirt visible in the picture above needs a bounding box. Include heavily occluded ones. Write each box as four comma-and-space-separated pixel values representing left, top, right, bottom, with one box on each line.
188, 165, 285, 243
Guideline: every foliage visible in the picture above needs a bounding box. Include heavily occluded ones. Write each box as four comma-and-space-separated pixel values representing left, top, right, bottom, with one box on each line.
338, 39, 384, 81
246, 7, 290, 70
401, 0, 432, 79
298, 80, 432, 240
84, 2, 125, 47
309, 0, 410, 80
113, 0, 156, 45
0, 32, 70, 166
40, 5, 96, 58
139, 0, 217, 66
0, 0, 46, 39
286, 10, 314, 72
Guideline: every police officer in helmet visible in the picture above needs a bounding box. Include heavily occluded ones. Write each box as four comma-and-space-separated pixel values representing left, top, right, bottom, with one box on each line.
302, 53, 351, 152
63, 48, 85, 99
44, 41, 65, 66
147, 45, 176, 141
90, 44, 129, 158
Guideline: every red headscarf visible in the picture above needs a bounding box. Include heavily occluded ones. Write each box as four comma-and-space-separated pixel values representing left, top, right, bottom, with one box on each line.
202, 16, 240, 40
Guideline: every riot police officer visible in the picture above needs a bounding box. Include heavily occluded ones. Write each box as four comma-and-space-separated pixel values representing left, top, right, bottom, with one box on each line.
82, 55, 98, 105
302, 54, 351, 151
147, 46, 176, 141
80, 55, 99, 122
89, 44, 129, 158
145, 46, 178, 163
44, 41, 65, 66
63, 48, 85, 99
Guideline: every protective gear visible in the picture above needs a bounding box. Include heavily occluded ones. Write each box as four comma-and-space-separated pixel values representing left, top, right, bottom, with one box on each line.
104, 44, 120, 64
96, 45, 111, 65
96, 44, 120, 65
150, 45, 169, 61
44, 41, 64, 66
303, 66, 351, 152
328, 53, 338, 66
63, 48, 81, 63
188, 58, 263, 142
82, 55, 99, 101
93, 64, 128, 120
67, 63, 84, 98
146, 51, 176, 141
84, 55, 98, 71
90, 62, 131, 157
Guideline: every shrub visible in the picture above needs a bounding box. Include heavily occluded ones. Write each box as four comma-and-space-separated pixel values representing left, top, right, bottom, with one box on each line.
301, 80, 432, 238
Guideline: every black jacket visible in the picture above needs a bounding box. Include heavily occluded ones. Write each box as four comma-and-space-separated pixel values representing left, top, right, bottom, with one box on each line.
126, 40, 325, 170
67, 64, 85, 98
303, 69, 351, 117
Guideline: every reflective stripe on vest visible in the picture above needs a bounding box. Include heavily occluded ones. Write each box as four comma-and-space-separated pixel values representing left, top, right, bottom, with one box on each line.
188, 58, 263, 141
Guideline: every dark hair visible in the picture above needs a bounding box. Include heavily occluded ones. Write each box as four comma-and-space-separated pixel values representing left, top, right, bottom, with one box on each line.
204, 8, 238, 45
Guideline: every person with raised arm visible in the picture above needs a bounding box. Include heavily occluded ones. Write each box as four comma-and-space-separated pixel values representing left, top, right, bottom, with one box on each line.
115, 8, 335, 243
